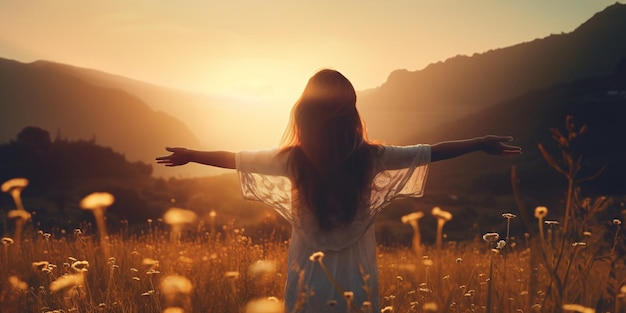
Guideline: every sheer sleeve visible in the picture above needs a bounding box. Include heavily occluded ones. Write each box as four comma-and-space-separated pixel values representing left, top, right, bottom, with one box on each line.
235, 149, 294, 223
369, 144, 431, 215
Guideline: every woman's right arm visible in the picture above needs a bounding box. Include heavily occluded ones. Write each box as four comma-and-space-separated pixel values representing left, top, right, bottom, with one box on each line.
156, 147, 236, 169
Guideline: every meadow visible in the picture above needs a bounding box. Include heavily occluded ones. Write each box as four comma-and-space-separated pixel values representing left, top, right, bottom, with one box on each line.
0, 118, 624, 313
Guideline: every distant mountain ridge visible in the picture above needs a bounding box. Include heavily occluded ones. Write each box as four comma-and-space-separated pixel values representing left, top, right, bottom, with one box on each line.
358, 2, 626, 144
0, 58, 204, 177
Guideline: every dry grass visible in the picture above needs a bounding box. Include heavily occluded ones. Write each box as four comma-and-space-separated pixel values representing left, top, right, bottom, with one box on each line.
0, 210, 623, 313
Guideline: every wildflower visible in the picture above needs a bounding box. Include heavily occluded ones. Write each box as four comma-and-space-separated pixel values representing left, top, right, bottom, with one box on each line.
141, 290, 155, 296
423, 259, 434, 267
142, 258, 159, 268
225, 271, 240, 279
162, 307, 184, 313
614, 219, 622, 225
8, 210, 31, 221
2, 178, 29, 205
381, 306, 393, 313
432, 206, 452, 221
572, 242, 587, 247
502, 213, 517, 219
456, 258, 463, 264
309, 251, 325, 262
343, 291, 354, 301
2, 237, 14, 245
423, 302, 438, 312
583, 231, 592, 236
562, 303, 595, 313
432, 206, 452, 249
79, 192, 114, 210
544, 220, 559, 225
327, 300, 337, 306
245, 297, 285, 313
163, 207, 197, 225
496, 240, 506, 249
249, 260, 277, 278
32, 261, 51, 271
534, 206, 548, 219
49, 273, 85, 293
9, 275, 28, 291
401, 212, 424, 225
71, 261, 89, 272
482, 232, 500, 243
160, 275, 193, 296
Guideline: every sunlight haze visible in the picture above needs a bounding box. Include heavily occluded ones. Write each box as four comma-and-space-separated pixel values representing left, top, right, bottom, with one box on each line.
0, 0, 621, 150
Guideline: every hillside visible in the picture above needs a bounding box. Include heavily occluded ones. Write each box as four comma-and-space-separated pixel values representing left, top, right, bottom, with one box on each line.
357, 3, 626, 144
0, 58, 208, 177
422, 59, 626, 211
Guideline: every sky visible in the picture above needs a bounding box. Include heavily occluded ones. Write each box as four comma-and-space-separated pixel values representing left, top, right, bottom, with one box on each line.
0, 0, 622, 108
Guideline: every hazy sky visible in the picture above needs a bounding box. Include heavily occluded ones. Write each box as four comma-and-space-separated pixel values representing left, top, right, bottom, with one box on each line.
0, 0, 621, 106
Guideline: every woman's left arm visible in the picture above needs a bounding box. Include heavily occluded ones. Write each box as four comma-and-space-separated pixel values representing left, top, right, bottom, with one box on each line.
430, 135, 522, 162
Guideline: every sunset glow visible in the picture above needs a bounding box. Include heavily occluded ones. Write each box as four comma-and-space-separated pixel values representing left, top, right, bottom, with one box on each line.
0, 1, 621, 149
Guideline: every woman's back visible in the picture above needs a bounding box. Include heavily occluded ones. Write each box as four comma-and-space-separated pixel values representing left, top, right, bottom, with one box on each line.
236, 144, 431, 312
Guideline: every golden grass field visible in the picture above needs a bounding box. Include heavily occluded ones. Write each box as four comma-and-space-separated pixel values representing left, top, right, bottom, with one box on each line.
0, 119, 624, 313
0, 194, 623, 313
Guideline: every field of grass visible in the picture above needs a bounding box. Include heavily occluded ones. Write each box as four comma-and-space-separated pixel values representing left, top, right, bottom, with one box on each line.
0, 193, 623, 313
0, 118, 624, 313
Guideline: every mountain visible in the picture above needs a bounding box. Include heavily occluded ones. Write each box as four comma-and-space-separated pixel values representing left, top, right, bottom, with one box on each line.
24, 61, 235, 149
357, 3, 626, 145
0, 58, 205, 177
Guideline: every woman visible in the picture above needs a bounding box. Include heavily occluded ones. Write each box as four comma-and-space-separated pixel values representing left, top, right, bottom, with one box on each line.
156, 69, 521, 312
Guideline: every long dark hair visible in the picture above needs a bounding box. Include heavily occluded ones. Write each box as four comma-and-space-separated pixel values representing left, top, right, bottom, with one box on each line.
280, 69, 378, 230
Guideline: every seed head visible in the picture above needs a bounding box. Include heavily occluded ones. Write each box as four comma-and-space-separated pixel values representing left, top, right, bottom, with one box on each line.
2, 237, 14, 246
9, 275, 28, 291
80, 192, 114, 210
49, 273, 85, 293
502, 213, 517, 219
1, 178, 29, 193
163, 207, 197, 225
8, 210, 31, 221
309, 251, 325, 262
160, 275, 193, 296
534, 206, 548, 219
245, 297, 285, 313
71, 260, 89, 272
225, 271, 240, 279
423, 302, 439, 312
482, 232, 500, 243
343, 291, 354, 301
249, 260, 277, 278
562, 304, 595, 313
496, 240, 506, 249
401, 212, 424, 224
432, 206, 452, 221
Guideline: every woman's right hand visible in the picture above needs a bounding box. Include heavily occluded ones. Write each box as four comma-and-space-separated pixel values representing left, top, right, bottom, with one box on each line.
156, 147, 192, 166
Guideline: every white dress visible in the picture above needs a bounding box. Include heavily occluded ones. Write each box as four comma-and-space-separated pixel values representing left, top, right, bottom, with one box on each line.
236, 144, 430, 313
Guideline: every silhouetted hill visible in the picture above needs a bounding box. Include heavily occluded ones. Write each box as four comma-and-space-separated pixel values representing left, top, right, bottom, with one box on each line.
26, 60, 234, 150
421, 58, 626, 215
0, 58, 203, 177
358, 3, 626, 144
